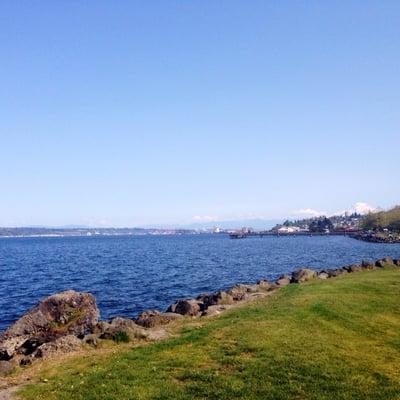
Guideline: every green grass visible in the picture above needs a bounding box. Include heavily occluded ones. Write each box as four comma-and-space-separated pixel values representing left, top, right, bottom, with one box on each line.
20, 268, 400, 400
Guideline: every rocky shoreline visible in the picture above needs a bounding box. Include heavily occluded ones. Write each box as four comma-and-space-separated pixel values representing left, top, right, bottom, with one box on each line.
350, 232, 400, 244
1, 256, 399, 376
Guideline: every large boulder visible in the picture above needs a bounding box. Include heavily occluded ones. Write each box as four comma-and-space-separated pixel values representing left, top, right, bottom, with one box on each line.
0, 290, 99, 360
197, 291, 234, 308
167, 299, 202, 316
227, 284, 251, 301
135, 310, 182, 328
35, 335, 82, 359
99, 317, 146, 340
291, 268, 317, 283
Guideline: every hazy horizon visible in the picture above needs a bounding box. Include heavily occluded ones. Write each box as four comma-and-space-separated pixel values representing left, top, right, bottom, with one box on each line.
0, 201, 389, 229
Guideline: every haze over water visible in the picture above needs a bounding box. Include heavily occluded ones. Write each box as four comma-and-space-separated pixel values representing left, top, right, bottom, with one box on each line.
1, 234, 400, 332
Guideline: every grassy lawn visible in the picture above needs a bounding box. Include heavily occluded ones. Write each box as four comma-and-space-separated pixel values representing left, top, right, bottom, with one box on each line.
19, 267, 400, 400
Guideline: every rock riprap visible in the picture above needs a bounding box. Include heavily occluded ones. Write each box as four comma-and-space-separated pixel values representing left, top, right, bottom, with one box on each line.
167, 299, 202, 316
135, 310, 182, 328
0, 290, 99, 361
0, 256, 398, 366
375, 257, 394, 268
291, 268, 317, 283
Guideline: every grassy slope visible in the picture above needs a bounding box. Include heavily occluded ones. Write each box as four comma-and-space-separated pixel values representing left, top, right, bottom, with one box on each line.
20, 268, 400, 400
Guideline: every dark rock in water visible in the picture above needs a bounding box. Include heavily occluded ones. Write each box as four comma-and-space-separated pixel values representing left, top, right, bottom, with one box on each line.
35, 335, 82, 359
136, 310, 182, 328
0, 290, 99, 360
275, 275, 291, 287
167, 299, 202, 316
375, 257, 394, 268
0, 360, 14, 376
291, 268, 317, 283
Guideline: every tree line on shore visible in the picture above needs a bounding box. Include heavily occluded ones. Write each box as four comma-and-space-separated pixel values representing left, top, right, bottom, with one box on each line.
361, 206, 400, 232
272, 206, 400, 234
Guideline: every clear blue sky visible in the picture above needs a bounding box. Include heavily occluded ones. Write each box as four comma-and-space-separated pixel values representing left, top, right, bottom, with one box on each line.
0, 1, 399, 227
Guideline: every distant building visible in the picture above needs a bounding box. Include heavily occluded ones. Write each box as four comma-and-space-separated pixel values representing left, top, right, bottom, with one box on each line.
277, 226, 301, 233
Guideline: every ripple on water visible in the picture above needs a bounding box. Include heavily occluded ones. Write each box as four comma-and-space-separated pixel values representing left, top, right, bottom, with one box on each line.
0, 234, 400, 331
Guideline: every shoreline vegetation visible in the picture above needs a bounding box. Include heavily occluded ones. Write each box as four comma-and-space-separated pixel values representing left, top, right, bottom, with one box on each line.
230, 206, 400, 243
1, 257, 400, 399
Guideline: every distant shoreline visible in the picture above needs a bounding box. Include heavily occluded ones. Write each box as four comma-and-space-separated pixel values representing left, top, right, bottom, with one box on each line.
0, 227, 201, 239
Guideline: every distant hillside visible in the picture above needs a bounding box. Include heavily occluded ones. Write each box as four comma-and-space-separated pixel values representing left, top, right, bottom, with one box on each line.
361, 206, 400, 231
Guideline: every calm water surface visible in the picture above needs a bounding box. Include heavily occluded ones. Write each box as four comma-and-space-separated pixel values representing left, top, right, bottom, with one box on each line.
1, 234, 399, 332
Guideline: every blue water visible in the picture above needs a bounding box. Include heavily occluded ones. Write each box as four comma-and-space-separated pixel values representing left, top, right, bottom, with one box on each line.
0, 234, 399, 332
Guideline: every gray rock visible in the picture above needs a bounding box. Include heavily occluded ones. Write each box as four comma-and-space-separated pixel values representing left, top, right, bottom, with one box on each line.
0, 290, 99, 360
275, 275, 291, 287
376, 257, 394, 268
0, 336, 30, 361
197, 291, 234, 308
167, 299, 202, 316
99, 317, 146, 340
291, 268, 317, 283
394, 259, 400, 266
257, 279, 272, 289
245, 284, 261, 293
202, 305, 232, 317
361, 260, 375, 270
35, 335, 82, 359
343, 264, 362, 273
226, 284, 252, 301
135, 310, 182, 328
317, 271, 329, 280
327, 269, 347, 278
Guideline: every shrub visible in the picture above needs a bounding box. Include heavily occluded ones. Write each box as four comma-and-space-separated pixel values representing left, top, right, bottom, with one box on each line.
113, 331, 130, 343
